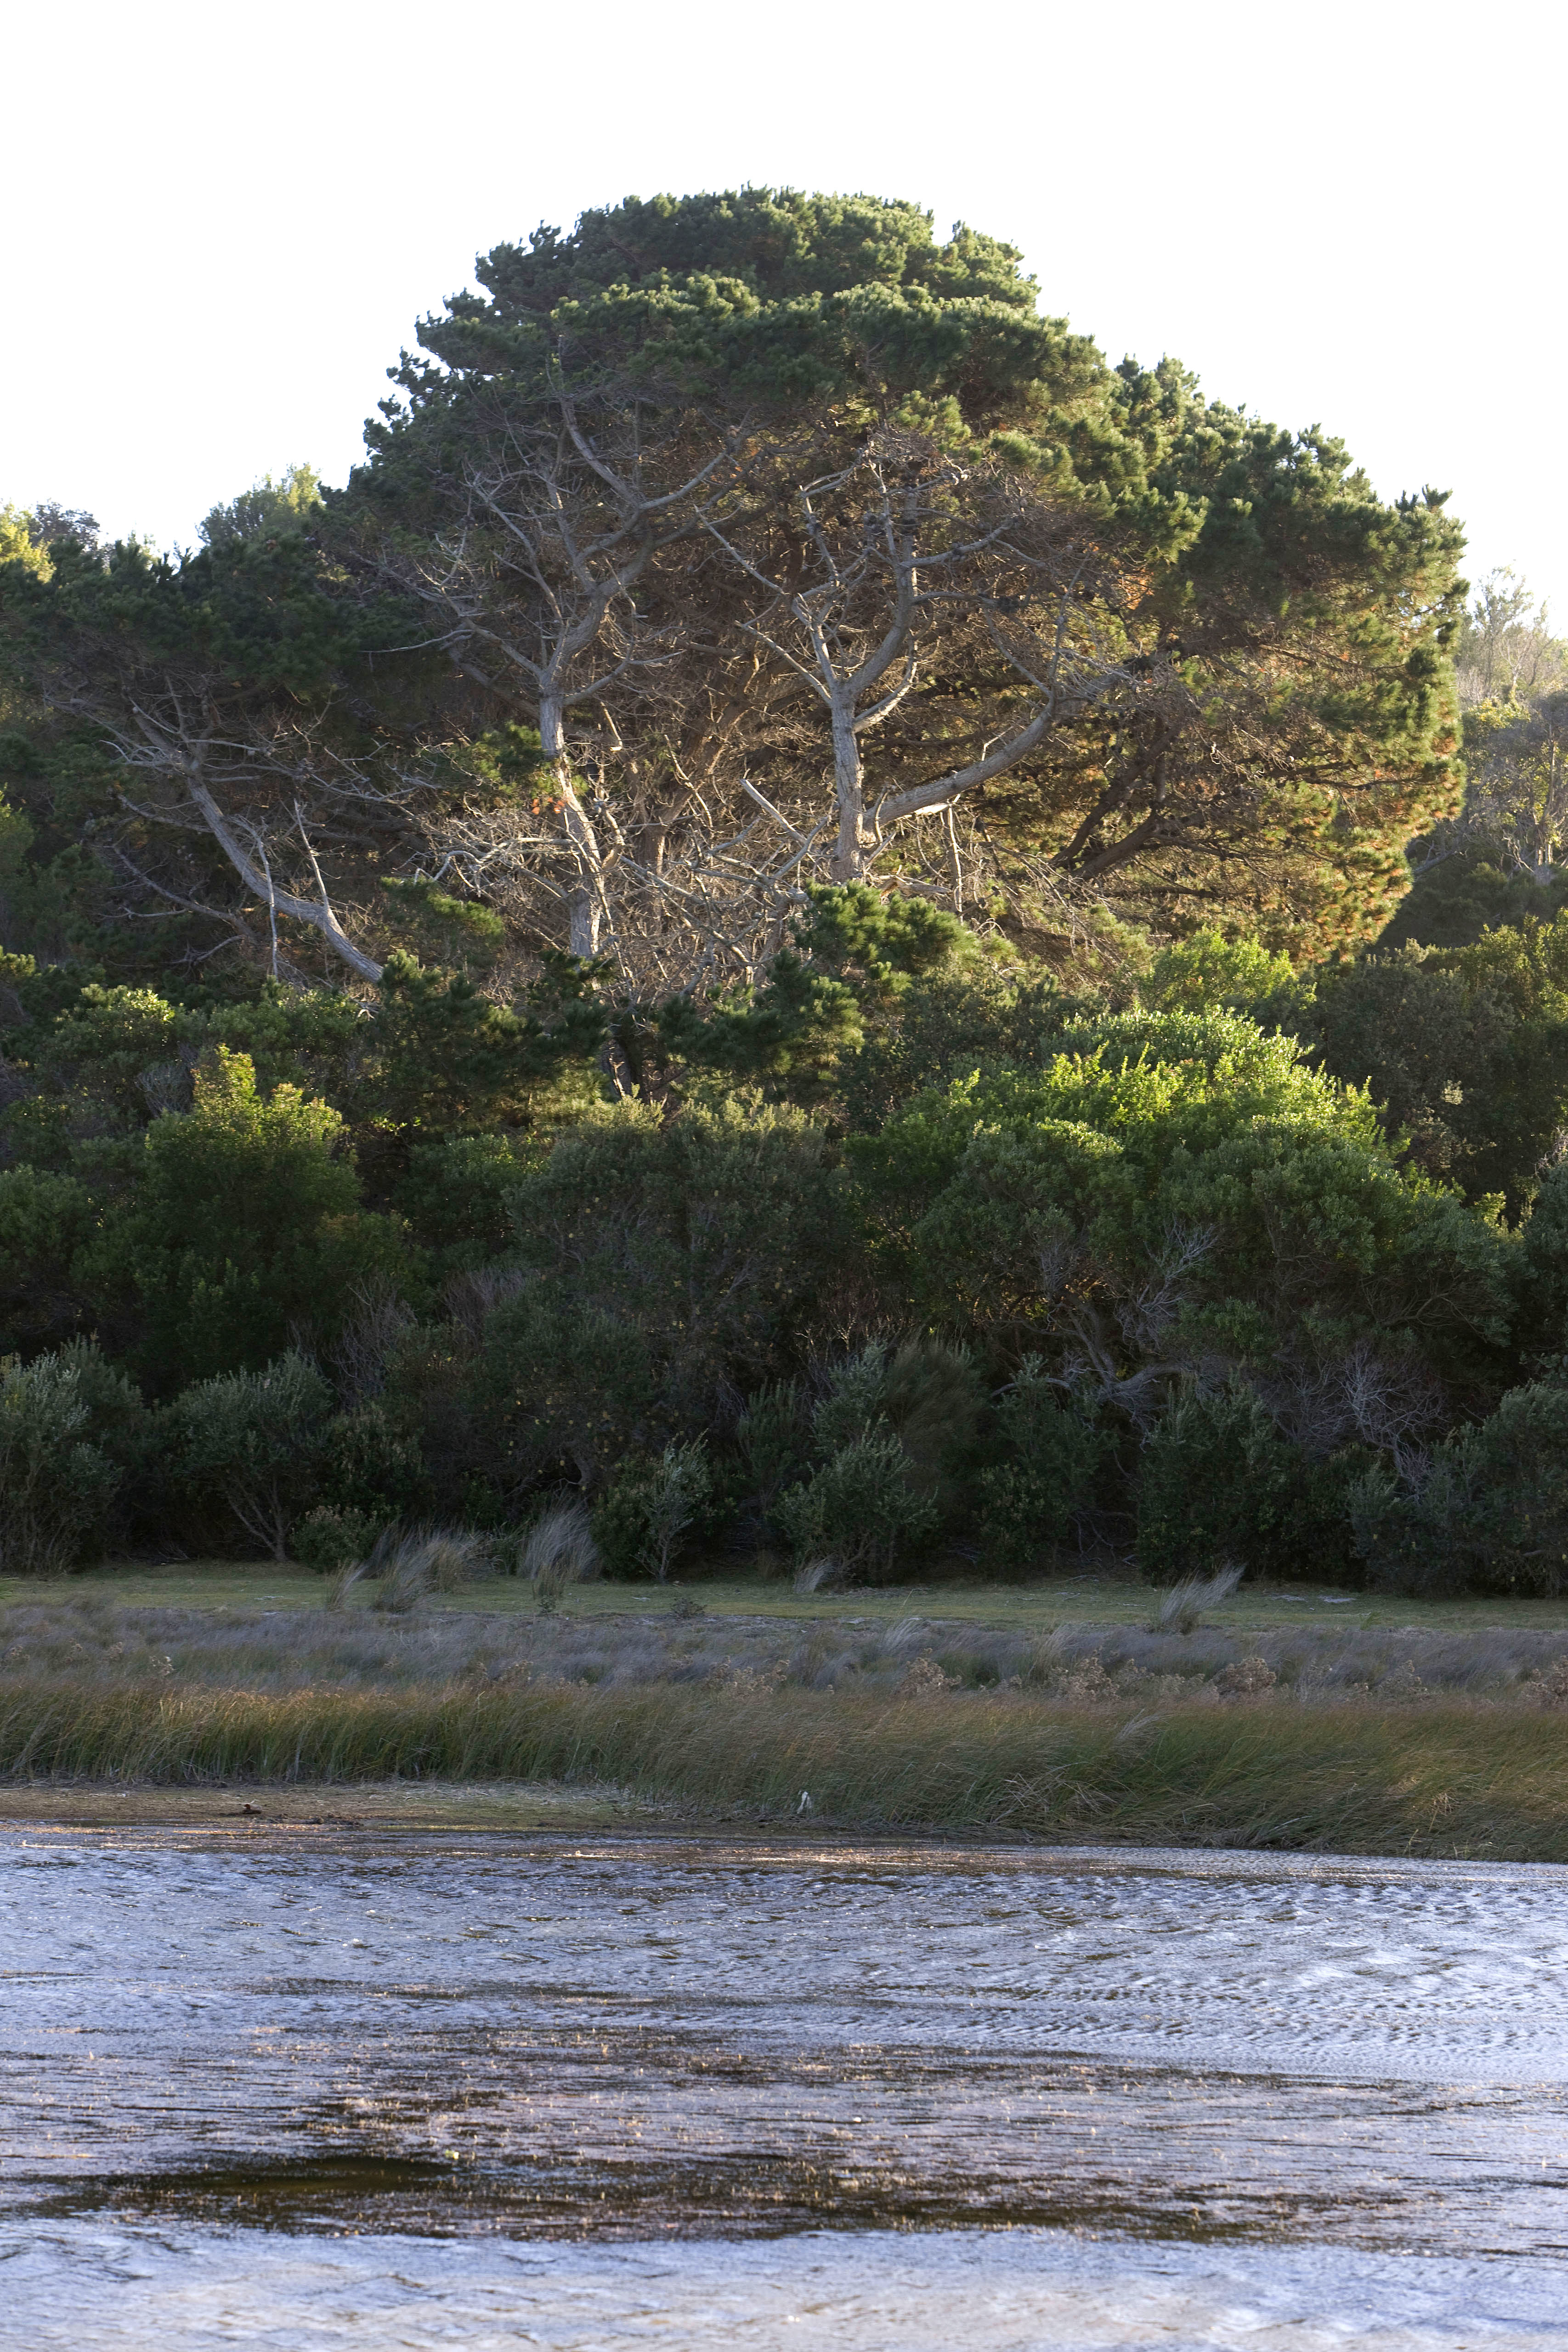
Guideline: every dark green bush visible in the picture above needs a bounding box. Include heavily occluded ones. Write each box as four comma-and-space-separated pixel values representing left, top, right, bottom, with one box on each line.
164, 1351, 334, 1560
1136, 1381, 1355, 1584
979, 1360, 1108, 1567
292, 1504, 382, 1572
775, 1431, 939, 1582
318, 1402, 431, 1524
1352, 1381, 1568, 1596
733, 1382, 811, 1516
477, 1099, 849, 1484
0, 1347, 121, 1574
119, 1047, 409, 1386
590, 1441, 713, 1581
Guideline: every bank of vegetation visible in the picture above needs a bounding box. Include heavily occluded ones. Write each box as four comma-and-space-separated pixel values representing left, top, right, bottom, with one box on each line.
4, 1674, 1567, 1862
2, 191, 1568, 1606
0, 1593, 1566, 1857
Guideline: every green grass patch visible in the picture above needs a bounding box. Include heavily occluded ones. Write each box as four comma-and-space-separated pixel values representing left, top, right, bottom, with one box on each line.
12, 1560, 1568, 1634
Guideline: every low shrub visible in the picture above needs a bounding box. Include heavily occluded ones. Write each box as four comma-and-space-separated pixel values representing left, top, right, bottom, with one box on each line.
776, 1431, 939, 1583
592, 1441, 713, 1581
1136, 1380, 1356, 1583
979, 1360, 1107, 1566
0, 1350, 120, 1575
293, 1505, 383, 1573
1353, 1381, 1568, 1596
317, 1402, 431, 1525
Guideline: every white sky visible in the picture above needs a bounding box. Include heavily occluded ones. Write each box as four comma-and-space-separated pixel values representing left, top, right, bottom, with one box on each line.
2, 0, 1557, 618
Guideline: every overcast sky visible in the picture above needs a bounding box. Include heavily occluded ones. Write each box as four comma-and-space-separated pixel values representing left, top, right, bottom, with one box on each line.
3, 0, 1555, 617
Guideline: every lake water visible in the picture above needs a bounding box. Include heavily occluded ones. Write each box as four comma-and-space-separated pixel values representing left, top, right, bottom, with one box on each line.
2, 1825, 1567, 2347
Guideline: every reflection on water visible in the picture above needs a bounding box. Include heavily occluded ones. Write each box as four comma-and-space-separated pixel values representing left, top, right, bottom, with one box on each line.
3, 1829, 1568, 2345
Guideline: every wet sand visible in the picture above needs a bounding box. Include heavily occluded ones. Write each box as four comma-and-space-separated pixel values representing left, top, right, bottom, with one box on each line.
0, 1779, 653, 1832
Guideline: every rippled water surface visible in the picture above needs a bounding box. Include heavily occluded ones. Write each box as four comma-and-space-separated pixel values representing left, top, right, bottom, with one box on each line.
3, 1826, 1567, 2346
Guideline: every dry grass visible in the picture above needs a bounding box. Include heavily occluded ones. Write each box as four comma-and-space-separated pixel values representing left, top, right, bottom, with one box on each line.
0, 1675, 1564, 1859
7, 1592, 1568, 1702
7, 1587, 1568, 1860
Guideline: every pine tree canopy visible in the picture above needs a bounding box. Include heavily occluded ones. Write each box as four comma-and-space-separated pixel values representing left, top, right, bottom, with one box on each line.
0, 187, 1466, 1007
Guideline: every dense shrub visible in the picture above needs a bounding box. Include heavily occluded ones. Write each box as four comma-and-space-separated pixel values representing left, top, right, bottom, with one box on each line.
164, 1351, 334, 1560
591, 1441, 713, 1581
10, 904, 1568, 1594
317, 1401, 431, 1524
0, 1348, 120, 1574
979, 1361, 1108, 1566
865, 1012, 1511, 1413
1352, 1382, 1568, 1596
476, 1099, 850, 1483
775, 1432, 939, 1582
734, 1382, 812, 1518
0, 1166, 98, 1354
1136, 1381, 1357, 1584
119, 1048, 409, 1385
292, 1505, 383, 1572
1139, 928, 1294, 1013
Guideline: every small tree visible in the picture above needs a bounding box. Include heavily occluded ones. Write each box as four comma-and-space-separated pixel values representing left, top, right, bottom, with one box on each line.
775, 1433, 939, 1584
0, 1351, 119, 1574
591, 1440, 713, 1581
165, 1351, 333, 1559
979, 1359, 1107, 1567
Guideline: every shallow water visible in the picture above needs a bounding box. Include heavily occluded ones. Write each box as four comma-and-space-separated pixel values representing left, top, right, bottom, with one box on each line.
3, 1827, 1567, 2345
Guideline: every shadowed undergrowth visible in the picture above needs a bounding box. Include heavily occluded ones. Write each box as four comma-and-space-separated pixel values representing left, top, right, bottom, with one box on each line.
2, 1677, 1565, 1860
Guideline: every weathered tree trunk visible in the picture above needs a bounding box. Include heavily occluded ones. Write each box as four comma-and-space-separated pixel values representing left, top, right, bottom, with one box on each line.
188, 780, 383, 984
829, 691, 868, 880
540, 697, 606, 958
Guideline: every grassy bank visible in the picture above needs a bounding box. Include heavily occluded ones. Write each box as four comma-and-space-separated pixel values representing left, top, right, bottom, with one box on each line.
11, 1560, 1568, 1633
3, 1676, 1566, 1860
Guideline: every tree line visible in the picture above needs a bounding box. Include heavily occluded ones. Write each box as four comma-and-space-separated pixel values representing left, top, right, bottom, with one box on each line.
2, 187, 1565, 1594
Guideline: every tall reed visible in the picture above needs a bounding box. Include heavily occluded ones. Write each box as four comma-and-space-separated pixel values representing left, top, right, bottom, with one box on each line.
3, 1677, 1565, 1860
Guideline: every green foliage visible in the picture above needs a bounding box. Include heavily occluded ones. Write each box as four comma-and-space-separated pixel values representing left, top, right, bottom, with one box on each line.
1352, 1382, 1568, 1597
317, 1402, 431, 1524
590, 1440, 712, 1581
379, 879, 505, 969
0, 1346, 123, 1574
979, 1360, 1108, 1566
862, 1011, 1510, 1408
477, 1100, 848, 1482
1135, 1381, 1355, 1584
764, 1341, 972, 1580
0, 1165, 98, 1353
1383, 847, 1568, 952
389, 190, 1107, 448
0, 190, 1548, 1591
661, 885, 985, 1102
1288, 922, 1568, 1210
733, 1382, 811, 1514
775, 1434, 939, 1583
164, 1351, 333, 1560
119, 1046, 407, 1385
364, 951, 606, 1136
291, 1504, 383, 1572
392, 1133, 541, 1268
1140, 928, 1295, 1013
198, 463, 323, 552
837, 961, 1090, 1132
0, 505, 50, 577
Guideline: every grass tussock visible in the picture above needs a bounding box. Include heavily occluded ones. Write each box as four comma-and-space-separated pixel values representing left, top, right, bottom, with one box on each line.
2, 1674, 1568, 1860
